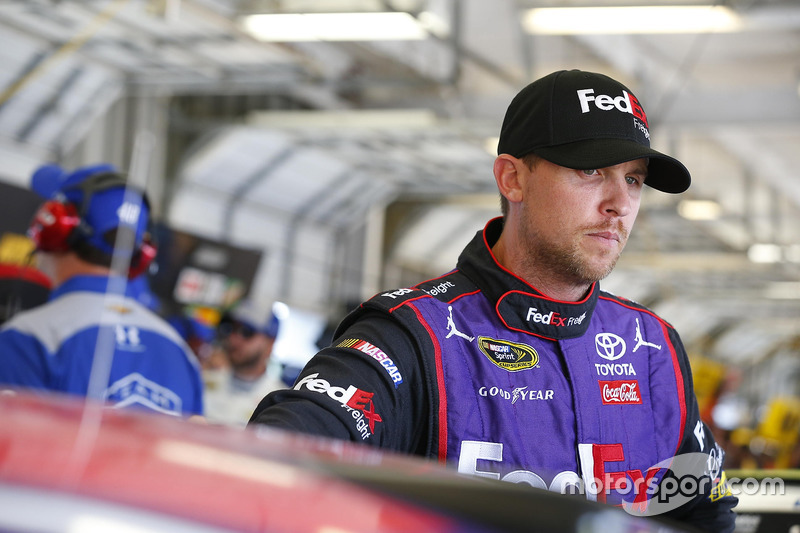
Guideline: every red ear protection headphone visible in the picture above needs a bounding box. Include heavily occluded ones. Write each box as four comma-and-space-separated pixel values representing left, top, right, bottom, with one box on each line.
128, 236, 157, 279
28, 172, 157, 279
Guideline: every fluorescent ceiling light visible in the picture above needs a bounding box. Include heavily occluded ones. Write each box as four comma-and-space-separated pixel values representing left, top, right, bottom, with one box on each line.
248, 109, 438, 128
747, 243, 782, 264
417, 10, 450, 38
677, 199, 722, 221
523, 6, 742, 35
242, 12, 427, 42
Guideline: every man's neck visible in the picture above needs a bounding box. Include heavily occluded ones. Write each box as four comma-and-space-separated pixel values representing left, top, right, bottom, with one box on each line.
491, 229, 590, 302
51, 252, 111, 287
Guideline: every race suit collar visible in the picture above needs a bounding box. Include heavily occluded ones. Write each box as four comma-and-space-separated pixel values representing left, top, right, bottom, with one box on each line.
456, 217, 598, 340
50, 275, 134, 301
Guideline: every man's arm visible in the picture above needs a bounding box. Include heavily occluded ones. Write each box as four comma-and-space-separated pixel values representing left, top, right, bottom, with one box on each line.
661, 327, 738, 533
249, 311, 428, 454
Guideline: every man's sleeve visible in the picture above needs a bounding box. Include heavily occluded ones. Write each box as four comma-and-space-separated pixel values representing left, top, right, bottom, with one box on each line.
0, 327, 51, 389
661, 326, 738, 532
248, 310, 427, 454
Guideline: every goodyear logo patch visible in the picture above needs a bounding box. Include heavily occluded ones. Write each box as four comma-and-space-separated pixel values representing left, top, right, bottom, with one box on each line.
478, 337, 538, 372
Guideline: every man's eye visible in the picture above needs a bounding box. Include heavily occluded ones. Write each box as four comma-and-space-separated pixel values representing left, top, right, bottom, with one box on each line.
626, 176, 643, 185
583, 169, 598, 176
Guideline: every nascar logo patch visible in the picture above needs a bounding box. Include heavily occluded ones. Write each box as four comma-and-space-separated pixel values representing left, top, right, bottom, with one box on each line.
478, 337, 538, 372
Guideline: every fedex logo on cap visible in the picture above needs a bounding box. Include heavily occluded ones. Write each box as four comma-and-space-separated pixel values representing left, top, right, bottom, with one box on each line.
576, 88, 649, 129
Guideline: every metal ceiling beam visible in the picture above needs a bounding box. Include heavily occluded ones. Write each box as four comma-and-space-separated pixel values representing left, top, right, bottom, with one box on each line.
17, 66, 83, 142
221, 146, 296, 238
280, 170, 354, 300
711, 128, 800, 209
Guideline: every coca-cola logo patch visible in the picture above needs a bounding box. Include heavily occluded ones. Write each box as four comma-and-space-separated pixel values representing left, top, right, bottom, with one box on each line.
599, 380, 642, 405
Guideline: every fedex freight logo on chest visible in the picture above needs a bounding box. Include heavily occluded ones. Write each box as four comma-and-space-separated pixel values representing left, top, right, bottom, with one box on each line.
526, 307, 586, 328
577, 88, 649, 136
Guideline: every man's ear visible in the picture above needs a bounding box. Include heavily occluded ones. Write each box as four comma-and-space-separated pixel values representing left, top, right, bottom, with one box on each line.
493, 155, 524, 204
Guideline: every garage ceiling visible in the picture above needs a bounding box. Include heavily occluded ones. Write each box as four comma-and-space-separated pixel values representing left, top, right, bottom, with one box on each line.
0, 0, 798, 391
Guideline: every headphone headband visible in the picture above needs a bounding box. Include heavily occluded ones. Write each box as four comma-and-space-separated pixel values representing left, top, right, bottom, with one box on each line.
60, 171, 150, 217
28, 169, 156, 279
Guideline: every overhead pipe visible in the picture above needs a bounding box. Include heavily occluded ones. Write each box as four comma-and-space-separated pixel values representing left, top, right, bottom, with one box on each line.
17, 67, 84, 142
380, 0, 522, 88
279, 170, 354, 301
221, 146, 296, 238
0, 0, 131, 108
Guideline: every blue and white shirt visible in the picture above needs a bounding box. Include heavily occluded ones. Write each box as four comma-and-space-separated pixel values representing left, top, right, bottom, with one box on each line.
0, 275, 203, 416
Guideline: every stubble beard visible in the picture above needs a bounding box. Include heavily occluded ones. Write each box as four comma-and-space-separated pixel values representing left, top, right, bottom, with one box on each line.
518, 213, 627, 288
228, 345, 264, 372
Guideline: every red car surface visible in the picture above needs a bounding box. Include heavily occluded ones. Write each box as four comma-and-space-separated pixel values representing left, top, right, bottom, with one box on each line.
0, 391, 694, 533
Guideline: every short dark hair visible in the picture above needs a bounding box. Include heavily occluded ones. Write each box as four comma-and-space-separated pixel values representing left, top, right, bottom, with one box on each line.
73, 226, 138, 270
499, 153, 540, 218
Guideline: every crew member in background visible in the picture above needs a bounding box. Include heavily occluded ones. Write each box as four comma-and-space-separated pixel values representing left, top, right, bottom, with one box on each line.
203, 299, 283, 426
166, 309, 217, 366
0, 164, 203, 417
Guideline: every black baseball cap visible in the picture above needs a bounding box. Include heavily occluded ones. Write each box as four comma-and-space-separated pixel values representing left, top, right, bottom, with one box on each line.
497, 70, 690, 194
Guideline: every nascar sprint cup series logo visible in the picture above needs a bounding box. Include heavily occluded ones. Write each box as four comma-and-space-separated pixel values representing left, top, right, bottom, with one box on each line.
478, 337, 538, 371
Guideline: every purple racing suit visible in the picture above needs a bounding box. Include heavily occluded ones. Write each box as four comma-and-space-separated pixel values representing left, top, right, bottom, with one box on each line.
250, 217, 737, 531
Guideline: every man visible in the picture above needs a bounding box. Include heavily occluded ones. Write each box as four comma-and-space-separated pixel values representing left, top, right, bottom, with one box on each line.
249, 70, 737, 530
0, 164, 203, 416
203, 299, 283, 426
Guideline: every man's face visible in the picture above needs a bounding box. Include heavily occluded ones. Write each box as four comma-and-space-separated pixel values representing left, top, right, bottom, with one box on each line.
219, 321, 274, 371
517, 157, 646, 286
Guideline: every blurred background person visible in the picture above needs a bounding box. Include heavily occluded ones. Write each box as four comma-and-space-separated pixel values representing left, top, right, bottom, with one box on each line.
166, 307, 218, 367
203, 298, 284, 426
0, 164, 203, 417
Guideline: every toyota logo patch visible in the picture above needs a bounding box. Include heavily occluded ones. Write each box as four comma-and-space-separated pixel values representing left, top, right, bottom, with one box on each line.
595, 332, 626, 361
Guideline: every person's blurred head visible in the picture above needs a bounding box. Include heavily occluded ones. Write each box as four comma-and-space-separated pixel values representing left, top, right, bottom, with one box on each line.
27, 163, 155, 285
217, 299, 280, 378
168, 311, 216, 363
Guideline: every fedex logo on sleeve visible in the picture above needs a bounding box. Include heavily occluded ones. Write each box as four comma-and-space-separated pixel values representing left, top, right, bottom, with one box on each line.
577, 88, 649, 128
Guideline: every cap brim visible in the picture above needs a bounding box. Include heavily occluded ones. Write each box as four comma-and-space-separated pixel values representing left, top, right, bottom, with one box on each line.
30, 165, 66, 198
534, 139, 691, 194
220, 310, 262, 336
